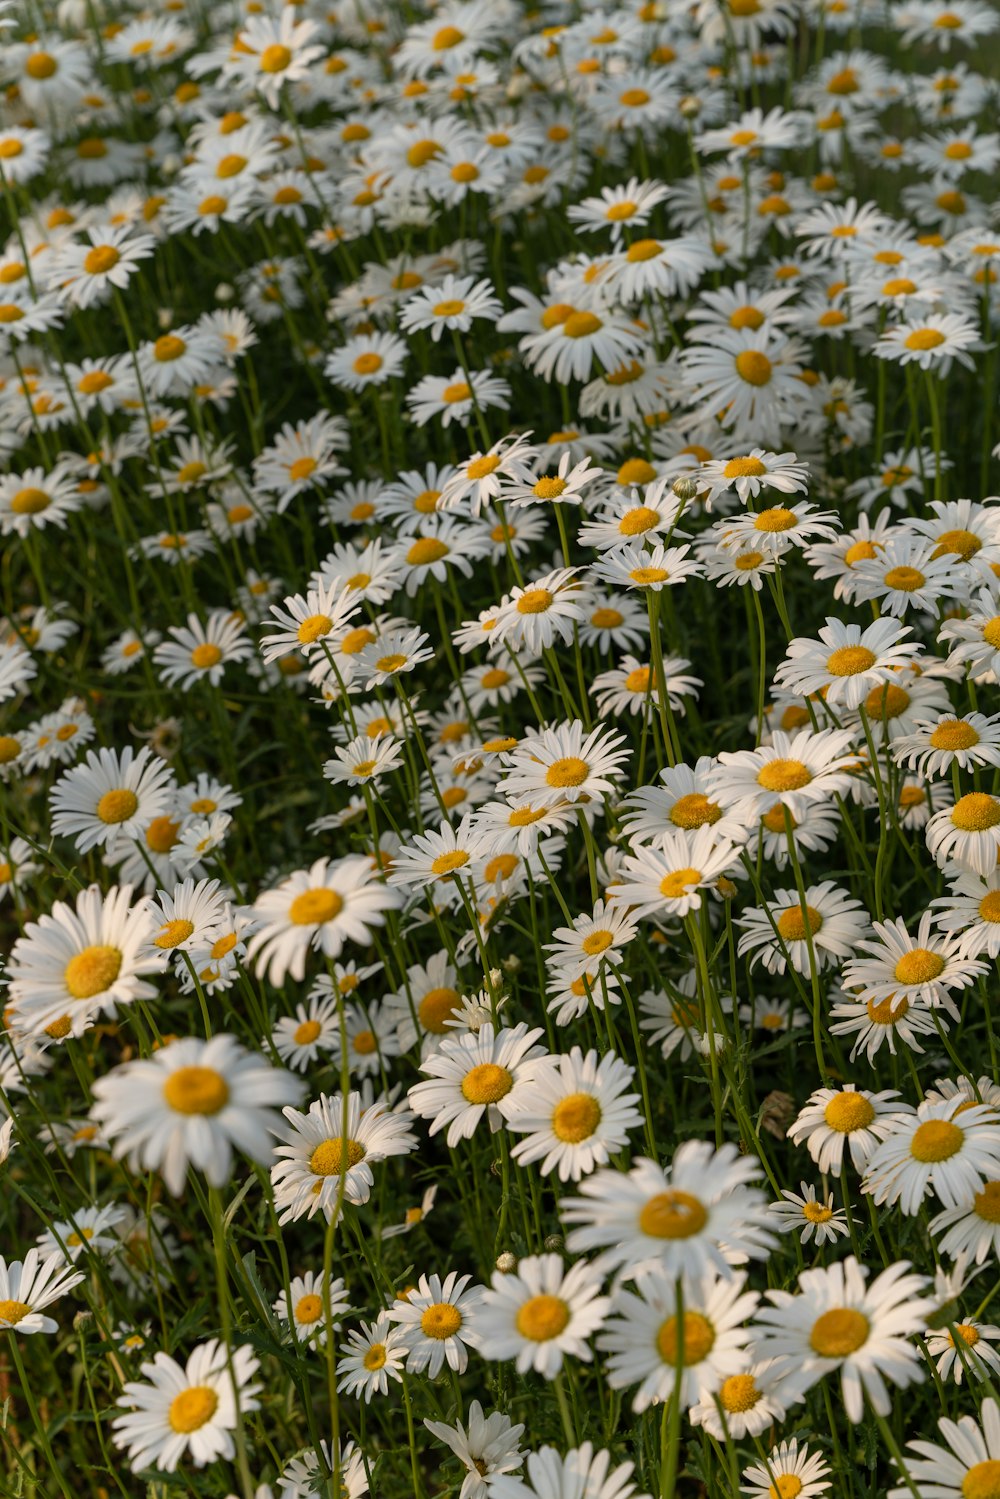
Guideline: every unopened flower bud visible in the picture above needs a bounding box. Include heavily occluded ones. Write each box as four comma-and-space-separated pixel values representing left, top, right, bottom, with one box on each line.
543, 1234, 564, 1252
495, 1251, 517, 1273
672, 476, 699, 501
679, 94, 702, 119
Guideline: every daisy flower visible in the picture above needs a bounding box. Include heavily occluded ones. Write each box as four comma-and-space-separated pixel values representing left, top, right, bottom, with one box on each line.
927, 792, 1000, 876
406, 367, 511, 428
337, 1313, 407, 1401
36, 1203, 127, 1263
90, 1034, 304, 1196
863, 1097, 1000, 1214
112, 1339, 260, 1473
273, 1272, 351, 1349
770, 1183, 851, 1246
608, 829, 739, 920
849, 533, 964, 617
407, 1022, 548, 1147
567, 178, 671, 242
788, 1085, 911, 1174
49, 745, 176, 854
829, 987, 939, 1062
491, 568, 591, 655
561, 1143, 774, 1279
680, 328, 805, 445
270, 1091, 416, 1225
892, 712, 1000, 778
260, 583, 359, 666
498, 721, 630, 808
388, 1271, 484, 1376
326, 332, 408, 392
751, 1256, 933, 1422
737, 881, 869, 977
272, 991, 340, 1072
423, 1400, 526, 1499
248, 856, 400, 984
506, 1048, 643, 1182
49, 224, 155, 308
774, 616, 919, 712
6, 883, 162, 1041
474, 1253, 610, 1379
842, 911, 985, 1017
689, 1357, 790, 1441
873, 312, 982, 372
355, 626, 435, 688
695, 449, 809, 507
0, 464, 83, 536
927, 1317, 1000, 1385
0, 1248, 84, 1334
741, 1441, 830, 1499
399, 275, 502, 340
711, 727, 858, 823
154, 610, 251, 690
222, 11, 324, 105
600, 1265, 758, 1413
389, 814, 492, 892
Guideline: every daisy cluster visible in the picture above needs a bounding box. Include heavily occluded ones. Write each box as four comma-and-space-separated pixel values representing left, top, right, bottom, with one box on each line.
3, 0, 1000, 1496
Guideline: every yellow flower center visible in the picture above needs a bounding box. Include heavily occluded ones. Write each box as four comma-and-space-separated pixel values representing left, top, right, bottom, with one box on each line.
297, 613, 333, 645
352, 1029, 377, 1055
421, 1303, 463, 1338
911, 1119, 964, 1161
515, 1294, 570, 1341
894, 949, 945, 986
868, 994, 909, 1023
430, 850, 470, 876
289, 888, 344, 925
734, 350, 773, 386
659, 867, 702, 900
533, 476, 567, 500
191, 643, 222, 669
933, 528, 981, 560
168, 1386, 218, 1433
97, 788, 139, 824
982, 617, 1000, 649
952, 793, 1000, 831
83, 245, 120, 276
865, 684, 910, 719
545, 756, 589, 788
757, 758, 811, 792
723, 457, 767, 478
155, 919, 195, 949
0, 1300, 30, 1325
639, 1189, 707, 1239
163, 1066, 230, 1115
146, 816, 180, 853
481, 668, 510, 690
461, 1063, 513, 1104
10, 487, 52, 514
809, 1308, 869, 1357
310, 1138, 365, 1175
296, 1293, 323, 1324
418, 986, 461, 1033
551, 1092, 602, 1142
824, 1092, 875, 1132
803, 1200, 834, 1223
657, 1310, 715, 1364
826, 645, 877, 676
363, 1343, 387, 1369
353, 352, 383, 376
973, 1182, 1000, 1223
64, 945, 122, 999
905, 328, 946, 352
883, 565, 925, 592
769, 1479, 802, 1499
259, 43, 292, 73
754, 507, 797, 532
719, 1373, 760, 1411
153, 334, 186, 362
407, 538, 449, 565
562, 311, 602, 339
619, 506, 660, 536
776, 904, 822, 940
962, 1462, 1000, 1499
294, 1019, 322, 1045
